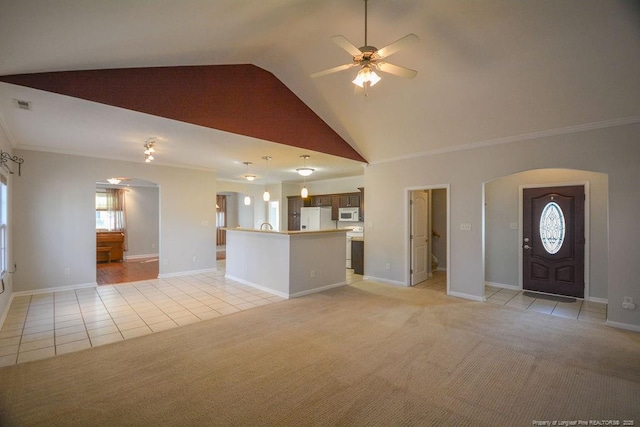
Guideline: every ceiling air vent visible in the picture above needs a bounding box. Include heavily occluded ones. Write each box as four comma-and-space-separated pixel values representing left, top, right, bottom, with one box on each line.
13, 99, 32, 111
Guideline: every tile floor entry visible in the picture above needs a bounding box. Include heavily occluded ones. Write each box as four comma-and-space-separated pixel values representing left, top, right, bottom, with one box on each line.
485, 284, 607, 323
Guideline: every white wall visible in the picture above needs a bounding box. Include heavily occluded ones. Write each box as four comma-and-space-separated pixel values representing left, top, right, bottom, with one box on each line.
13, 150, 217, 292
301, 175, 364, 196
364, 123, 640, 329
122, 185, 160, 258
484, 169, 608, 300
217, 181, 276, 229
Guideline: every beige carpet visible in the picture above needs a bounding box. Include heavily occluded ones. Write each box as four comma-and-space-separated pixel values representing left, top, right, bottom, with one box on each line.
1, 281, 639, 426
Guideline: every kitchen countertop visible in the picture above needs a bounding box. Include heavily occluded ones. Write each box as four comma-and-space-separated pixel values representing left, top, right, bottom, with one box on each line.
224, 227, 347, 235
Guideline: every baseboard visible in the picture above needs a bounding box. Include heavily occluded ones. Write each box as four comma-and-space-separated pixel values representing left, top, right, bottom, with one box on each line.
362, 275, 407, 287
587, 296, 608, 304
605, 320, 640, 333
289, 282, 347, 299
11, 282, 97, 297
158, 267, 217, 279
125, 253, 159, 260
485, 281, 520, 290
223, 274, 289, 299
449, 291, 486, 302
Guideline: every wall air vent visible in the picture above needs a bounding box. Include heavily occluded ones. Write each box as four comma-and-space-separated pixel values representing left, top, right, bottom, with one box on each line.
13, 99, 32, 111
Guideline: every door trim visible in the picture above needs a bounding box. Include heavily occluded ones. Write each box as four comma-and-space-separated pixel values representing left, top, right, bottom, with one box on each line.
518, 181, 590, 299
404, 184, 450, 293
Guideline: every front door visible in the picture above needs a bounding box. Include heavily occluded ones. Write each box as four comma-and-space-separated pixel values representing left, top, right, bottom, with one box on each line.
523, 185, 585, 298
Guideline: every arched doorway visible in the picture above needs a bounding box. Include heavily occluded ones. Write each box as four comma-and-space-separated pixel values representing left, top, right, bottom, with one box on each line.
483, 168, 608, 303
96, 178, 160, 284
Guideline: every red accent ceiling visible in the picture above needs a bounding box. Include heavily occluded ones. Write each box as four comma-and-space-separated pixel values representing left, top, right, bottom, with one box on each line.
0, 65, 366, 163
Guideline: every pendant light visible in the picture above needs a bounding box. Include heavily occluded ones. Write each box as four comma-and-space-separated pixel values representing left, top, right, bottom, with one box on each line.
299, 155, 311, 198
242, 162, 253, 206
262, 156, 271, 202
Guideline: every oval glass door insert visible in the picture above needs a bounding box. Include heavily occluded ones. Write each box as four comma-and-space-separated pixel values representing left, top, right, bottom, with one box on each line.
539, 201, 565, 254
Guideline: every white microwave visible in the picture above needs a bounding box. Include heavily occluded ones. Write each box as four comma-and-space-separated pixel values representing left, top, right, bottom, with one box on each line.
338, 207, 359, 222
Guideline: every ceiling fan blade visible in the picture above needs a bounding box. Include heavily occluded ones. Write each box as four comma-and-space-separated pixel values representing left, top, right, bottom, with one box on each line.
377, 62, 418, 79
376, 33, 419, 58
311, 63, 357, 79
330, 35, 363, 57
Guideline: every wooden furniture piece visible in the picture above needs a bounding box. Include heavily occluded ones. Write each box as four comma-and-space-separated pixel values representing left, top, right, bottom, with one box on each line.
96, 246, 112, 263
97, 231, 125, 262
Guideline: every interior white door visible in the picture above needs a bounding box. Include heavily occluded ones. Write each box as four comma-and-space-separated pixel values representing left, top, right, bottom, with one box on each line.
411, 190, 429, 285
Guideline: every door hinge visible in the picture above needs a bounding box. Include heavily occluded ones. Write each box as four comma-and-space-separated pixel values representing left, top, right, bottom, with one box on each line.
410, 269, 413, 274
410, 234, 413, 240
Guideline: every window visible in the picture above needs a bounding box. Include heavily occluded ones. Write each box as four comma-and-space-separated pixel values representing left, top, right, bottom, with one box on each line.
539, 201, 565, 254
0, 174, 7, 279
96, 188, 125, 231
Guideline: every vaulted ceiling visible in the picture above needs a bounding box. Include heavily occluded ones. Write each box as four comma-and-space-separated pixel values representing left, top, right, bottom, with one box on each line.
0, 0, 638, 183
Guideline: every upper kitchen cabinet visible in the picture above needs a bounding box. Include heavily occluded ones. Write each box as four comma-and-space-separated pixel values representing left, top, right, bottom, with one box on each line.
310, 195, 332, 207
338, 194, 360, 208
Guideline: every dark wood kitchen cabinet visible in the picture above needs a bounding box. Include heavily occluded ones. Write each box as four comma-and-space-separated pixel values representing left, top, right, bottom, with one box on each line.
338, 193, 360, 208
310, 194, 332, 207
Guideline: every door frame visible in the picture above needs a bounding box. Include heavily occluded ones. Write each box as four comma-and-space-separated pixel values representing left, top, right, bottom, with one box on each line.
518, 181, 590, 298
405, 184, 450, 293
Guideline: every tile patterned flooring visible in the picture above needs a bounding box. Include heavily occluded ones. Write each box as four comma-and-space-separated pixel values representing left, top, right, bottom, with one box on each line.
484, 284, 607, 323
0, 266, 606, 368
0, 263, 287, 367
415, 270, 607, 324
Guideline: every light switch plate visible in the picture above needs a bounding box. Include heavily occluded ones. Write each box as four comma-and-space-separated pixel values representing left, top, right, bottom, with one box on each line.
460, 223, 472, 231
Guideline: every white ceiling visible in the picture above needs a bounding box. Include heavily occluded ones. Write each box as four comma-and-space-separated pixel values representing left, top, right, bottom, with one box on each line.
0, 0, 638, 184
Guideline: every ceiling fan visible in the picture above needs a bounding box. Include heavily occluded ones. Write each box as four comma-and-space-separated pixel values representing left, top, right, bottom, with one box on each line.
311, 0, 419, 91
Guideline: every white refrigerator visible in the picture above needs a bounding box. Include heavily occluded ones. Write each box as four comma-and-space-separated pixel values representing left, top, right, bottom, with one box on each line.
300, 207, 335, 231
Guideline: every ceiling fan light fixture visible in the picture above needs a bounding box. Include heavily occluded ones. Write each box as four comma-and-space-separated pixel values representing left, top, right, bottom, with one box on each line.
352, 66, 381, 88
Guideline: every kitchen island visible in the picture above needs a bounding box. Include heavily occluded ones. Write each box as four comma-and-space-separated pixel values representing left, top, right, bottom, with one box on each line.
224, 228, 347, 298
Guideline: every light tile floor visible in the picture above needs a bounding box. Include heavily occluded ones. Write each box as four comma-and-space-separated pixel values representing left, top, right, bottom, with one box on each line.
0, 263, 363, 367
415, 271, 607, 325
484, 284, 607, 324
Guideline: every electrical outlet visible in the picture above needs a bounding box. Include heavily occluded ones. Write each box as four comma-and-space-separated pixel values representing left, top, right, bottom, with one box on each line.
310, 270, 315, 278
622, 296, 636, 310
385, 263, 391, 270
64, 267, 70, 275
192, 256, 198, 264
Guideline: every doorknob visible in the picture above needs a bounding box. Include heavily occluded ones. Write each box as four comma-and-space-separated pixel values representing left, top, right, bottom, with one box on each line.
523, 237, 530, 243
523, 245, 531, 250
